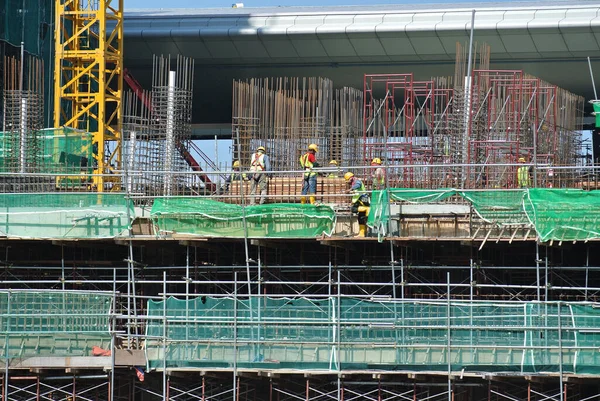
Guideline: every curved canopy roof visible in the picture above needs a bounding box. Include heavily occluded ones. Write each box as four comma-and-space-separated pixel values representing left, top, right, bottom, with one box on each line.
123, 1, 600, 125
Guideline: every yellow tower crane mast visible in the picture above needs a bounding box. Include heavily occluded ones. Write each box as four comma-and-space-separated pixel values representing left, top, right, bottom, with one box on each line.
53, 0, 123, 191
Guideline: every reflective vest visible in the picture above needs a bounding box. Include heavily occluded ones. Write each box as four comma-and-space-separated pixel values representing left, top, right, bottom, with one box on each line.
250, 153, 265, 172
372, 168, 385, 190
350, 179, 366, 204
517, 166, 530, 188
299, 153, 316, 177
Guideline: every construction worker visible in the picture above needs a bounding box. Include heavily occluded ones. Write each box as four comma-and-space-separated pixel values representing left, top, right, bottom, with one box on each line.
222, 160, 248, 193
300, 143, 319, 204
344, 172, 370, 237
327, 160, 339, 178
370, 157, 385, 190
517, 157, 531, 188
249, 146, 270, 205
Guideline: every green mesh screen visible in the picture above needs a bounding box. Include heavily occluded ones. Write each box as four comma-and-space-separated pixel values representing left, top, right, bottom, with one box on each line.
146, 296, 600, 373
151, 198, 336, 238
0, 127, 93, 175
368, 189, 600, 242
459, 190, 528, 225
524, 189, 600, 242
0, 193, 132, 238
0, 290, 112, 359
367, 189, 456, 235
0, 0, 52, 55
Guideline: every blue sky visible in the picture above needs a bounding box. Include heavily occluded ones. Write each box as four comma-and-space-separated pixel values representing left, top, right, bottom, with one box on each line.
126, 0, 517, 8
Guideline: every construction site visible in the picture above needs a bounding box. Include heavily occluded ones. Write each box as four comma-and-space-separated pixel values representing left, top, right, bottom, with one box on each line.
2, 0, 600, 400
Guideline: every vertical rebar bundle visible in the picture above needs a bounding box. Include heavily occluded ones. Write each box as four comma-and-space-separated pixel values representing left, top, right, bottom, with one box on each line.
1, 55, 44, 173
122, 55, 195, 197
232, 77, 363, 172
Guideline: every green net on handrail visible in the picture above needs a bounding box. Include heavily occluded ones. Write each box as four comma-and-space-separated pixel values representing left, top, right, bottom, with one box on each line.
151, 198, 336, 238
368, 188, 600, 242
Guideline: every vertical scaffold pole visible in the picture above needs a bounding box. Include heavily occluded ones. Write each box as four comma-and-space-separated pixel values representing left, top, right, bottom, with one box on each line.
4, 291, 9, 401
233, 271, 238, 401
110, 268, 116, 401
186, 246, 189, 342
558, 301, 564, 401
446, 272, 452, 401
162, 270, 167, 401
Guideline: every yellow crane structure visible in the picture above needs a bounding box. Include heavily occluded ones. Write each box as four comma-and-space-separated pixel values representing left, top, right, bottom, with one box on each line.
53, 0, 123, 191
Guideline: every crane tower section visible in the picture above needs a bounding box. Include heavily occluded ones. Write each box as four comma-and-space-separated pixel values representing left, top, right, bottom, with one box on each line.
53, 0, 123, 191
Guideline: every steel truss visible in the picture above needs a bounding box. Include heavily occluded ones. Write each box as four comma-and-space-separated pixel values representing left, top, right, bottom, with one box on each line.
53, 0, 124, 191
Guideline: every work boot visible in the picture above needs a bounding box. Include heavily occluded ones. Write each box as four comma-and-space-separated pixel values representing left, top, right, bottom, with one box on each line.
309, 196, 316, 205
357, 224, 367, 237
301, 197, 306, 204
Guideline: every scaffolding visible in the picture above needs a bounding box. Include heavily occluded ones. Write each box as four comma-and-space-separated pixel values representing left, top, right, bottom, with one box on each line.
361, 43, 584, 190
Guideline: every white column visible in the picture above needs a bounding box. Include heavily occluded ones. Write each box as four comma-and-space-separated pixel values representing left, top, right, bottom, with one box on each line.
164, 70, 176, 196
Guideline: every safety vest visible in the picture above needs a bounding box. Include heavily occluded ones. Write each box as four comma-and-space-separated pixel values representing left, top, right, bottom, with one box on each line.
517, 166, 530, 188
372, 168, 385, 189
299, 153, 316, 177
351, 180, 366, 204
250, 153, 265, 172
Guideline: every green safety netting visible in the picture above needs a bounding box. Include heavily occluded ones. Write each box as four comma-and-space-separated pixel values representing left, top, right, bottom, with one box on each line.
0, 193, 132, 238
367, 189, 458, 237
460, 190, 528, 225
0, 127, 93, 175
151, 198, 336, 238
0, 291, 112, 359
146, 295, 600, 373
0, 0, 52, 55
594, 102, 600, 128
368, 188, 600, 242
524, 189, 600, 242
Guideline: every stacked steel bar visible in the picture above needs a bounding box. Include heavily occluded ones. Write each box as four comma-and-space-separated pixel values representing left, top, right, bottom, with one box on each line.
122, 55, 196, 197
232, 77, 363, 172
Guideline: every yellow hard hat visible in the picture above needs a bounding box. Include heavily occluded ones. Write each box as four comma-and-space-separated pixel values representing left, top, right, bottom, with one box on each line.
329, 160, 338, 165
233, 160, 240, 168
518, 157, 526, 162
371, 157, 382, 165
257, 146, 266, 153
308, 143, 318, 152
344, 172, 354, 181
